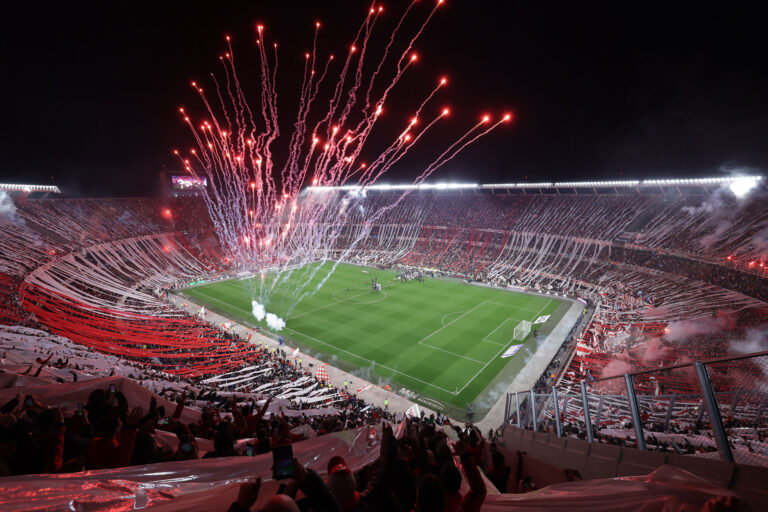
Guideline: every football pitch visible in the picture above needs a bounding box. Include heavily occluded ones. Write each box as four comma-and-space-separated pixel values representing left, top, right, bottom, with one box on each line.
181, 262, 569, 418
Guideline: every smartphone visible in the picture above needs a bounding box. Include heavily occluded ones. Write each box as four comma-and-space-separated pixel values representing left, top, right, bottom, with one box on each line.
180, 442, 194, 454
0, 397, 19, 414
272, 444, 294, 480
158, 417, 170, 425
245, 443, 254, 457
76, 402, 84, 416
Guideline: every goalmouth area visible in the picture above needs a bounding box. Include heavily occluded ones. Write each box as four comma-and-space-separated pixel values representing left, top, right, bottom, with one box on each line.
180, 262, 576, 419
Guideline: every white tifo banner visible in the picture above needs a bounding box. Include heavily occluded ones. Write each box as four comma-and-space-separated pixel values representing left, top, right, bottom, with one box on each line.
501, 345, 524, 359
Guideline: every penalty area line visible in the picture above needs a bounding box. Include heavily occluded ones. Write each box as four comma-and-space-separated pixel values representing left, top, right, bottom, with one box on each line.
454, 298, 553, 396
187, 289, 255, 318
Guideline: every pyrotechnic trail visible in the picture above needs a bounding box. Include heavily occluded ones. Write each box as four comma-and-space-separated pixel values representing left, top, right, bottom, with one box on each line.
174, 1, 511, 330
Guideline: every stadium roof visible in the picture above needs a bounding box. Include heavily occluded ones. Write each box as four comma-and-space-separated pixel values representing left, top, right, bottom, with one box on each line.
0, 183, 61, 193
307, 175, 764, 193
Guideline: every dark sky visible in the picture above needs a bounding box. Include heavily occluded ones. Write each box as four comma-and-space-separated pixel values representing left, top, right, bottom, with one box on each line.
0, 1, 766, 197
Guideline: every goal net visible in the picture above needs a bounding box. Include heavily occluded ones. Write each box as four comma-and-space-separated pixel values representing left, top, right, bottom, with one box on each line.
513, 320, 532, 341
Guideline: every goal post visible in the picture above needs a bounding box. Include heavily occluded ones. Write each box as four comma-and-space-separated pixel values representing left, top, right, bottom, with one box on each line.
513, 320, 532, 341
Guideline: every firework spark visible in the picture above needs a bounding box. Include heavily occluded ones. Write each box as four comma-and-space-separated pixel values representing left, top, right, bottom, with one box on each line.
174, 1, 510, 326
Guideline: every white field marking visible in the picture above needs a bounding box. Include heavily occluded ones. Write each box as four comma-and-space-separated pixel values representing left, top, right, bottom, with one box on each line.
416, 301, 492, 364
440, 311, 463, 326
189, 289, 255, 318
188, 287, 472, 394
331, 289, 388, 305
189, 285, 552, 396
481, 316, 529, 346
417, 341, 487, 365
290, 289, 375, 320
454, 298, 554, 395
284, 328, 465, 395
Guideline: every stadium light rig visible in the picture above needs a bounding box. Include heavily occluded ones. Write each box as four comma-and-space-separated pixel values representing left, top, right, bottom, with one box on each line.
0, 183, 62, 194
308, 183, 478, 192
306, 175, 764, 193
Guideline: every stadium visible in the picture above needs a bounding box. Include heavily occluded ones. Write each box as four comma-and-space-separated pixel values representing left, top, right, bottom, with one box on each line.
2, 2, 768, 511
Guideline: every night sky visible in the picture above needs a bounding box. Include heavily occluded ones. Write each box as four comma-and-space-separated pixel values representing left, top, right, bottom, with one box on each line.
0, 1, 766, 197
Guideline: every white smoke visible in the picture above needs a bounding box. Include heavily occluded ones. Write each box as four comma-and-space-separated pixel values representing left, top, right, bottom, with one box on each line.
728, 327, 768, 380
0, 191, 20, 222
729, 327, 768, 355
266, 313, 286, 331
680, 166, 766, 250
664, 311, 735, 343
251, 300, 266, 321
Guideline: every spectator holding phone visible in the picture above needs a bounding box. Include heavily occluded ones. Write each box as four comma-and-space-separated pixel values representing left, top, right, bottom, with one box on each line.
228, 457, 341, 512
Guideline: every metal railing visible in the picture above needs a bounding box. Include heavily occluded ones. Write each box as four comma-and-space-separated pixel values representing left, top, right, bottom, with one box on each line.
504, 350, 768, 467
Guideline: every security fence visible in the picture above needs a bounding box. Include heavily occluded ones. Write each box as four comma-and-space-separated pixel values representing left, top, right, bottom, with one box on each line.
504, 351, 768, 467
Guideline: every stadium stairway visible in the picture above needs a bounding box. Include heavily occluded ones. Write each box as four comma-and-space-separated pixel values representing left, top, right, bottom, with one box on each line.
496, 424, 768, 510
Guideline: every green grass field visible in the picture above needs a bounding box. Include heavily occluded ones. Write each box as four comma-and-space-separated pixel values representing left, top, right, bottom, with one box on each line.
181, 262, 568, 419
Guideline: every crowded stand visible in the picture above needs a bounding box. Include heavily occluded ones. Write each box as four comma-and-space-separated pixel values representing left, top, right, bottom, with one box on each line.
0, 185, 767, 509
3, 189, 767, 393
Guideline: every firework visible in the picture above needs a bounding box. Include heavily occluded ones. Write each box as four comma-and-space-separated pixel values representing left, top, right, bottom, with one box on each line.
174, 1, 510, 327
